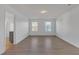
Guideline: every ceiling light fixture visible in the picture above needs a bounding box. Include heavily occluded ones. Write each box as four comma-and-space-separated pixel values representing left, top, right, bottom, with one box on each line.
40, 10, 48, 14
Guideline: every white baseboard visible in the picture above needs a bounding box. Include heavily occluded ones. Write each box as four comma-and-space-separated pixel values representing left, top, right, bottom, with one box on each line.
0, 48, 5, 55
14, 35, 29, 45
30, 35, 56, 36
56, 34, 79, 48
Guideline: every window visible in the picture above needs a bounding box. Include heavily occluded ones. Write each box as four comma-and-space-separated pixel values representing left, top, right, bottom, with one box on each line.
32, 22, 38, 32
45, 22, 52, 32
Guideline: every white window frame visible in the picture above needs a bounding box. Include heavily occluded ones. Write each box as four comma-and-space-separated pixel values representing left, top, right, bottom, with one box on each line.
32, 22, 38, 32
45, 21, 52, 32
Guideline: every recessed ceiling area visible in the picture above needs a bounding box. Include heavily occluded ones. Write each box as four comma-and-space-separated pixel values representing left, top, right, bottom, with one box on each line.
9, 4, 79, 19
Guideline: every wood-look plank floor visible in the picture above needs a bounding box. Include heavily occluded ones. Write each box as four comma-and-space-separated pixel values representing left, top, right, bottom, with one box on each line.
6, 37, 13, 50
4, 36, 79, 55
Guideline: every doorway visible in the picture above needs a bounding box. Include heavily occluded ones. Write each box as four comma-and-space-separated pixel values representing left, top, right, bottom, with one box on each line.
5, 12, 15, 49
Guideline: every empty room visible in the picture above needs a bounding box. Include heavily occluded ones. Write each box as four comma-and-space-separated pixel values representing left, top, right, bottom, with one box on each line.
0, 4, 79, 55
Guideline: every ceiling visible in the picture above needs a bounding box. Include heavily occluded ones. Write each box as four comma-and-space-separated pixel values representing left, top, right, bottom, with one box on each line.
9, 4, 79, 19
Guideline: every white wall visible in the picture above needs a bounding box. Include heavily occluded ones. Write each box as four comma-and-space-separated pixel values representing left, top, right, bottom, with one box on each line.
56, 6, 79, 48
5, 12, 14, 40
0, 5, 29, 54
14, 15, 29, 44
5, 5, 29, 45
0, 5, 6, 54
29, 18, 56, 36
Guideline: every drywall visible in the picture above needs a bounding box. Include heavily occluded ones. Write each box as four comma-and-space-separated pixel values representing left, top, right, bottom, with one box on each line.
0, 5, 5, 54
0, 5, 29, 54
56, 6, 79, 48
5, 11, 15, 43
5, 5, 29, 44
14, 15, 29, 44
29, 18, 56, 36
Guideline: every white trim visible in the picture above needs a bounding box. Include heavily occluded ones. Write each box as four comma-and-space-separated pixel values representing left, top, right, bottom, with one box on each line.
56, 34, 79, 48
